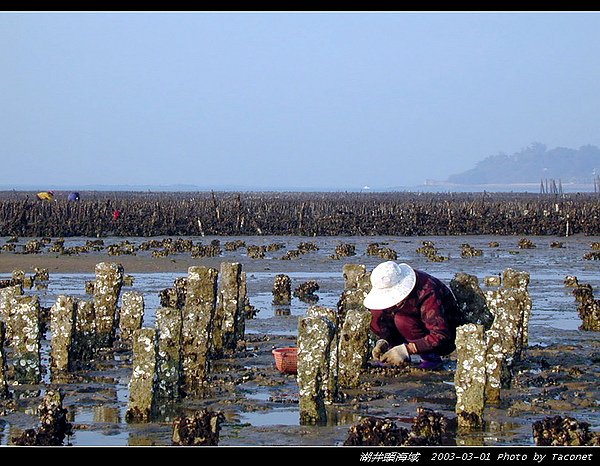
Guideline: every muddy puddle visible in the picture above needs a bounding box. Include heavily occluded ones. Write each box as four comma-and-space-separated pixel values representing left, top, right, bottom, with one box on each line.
1, 234, 599, 445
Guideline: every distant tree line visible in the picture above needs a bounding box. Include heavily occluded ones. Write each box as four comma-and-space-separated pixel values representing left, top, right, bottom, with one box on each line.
0, 191, 598, 237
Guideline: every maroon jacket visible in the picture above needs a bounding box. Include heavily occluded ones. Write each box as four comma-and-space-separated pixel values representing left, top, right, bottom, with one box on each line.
369, 270, 459, 356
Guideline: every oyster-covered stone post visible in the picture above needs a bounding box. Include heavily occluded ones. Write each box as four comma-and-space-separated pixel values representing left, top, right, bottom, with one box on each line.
501, 268, 532, 354
338, 309, 372, 388
213, 262, 243, 354
272, 274, 292, 305
574, 285, 600, 331
337, 264, 371, 325
155, 306, 182, 402
72, 299, 96, 364
50, 295, 76, 373
125, 328, 158, 422
119, 291, 145, 344
236, 271, 248, 337
181, 266, 218, 397
297, 316, 336, 425
306, 305, 339, 403
93, 262, 124, 347
0, 285, 23, 343
449, 273, 494, 329
11, 296, 42, 384
484, 268, 531, 403
454, 324, 486, 428
0, 322, 8, 399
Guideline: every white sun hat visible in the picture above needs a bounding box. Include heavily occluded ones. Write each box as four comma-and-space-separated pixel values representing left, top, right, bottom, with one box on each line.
363, 261, 417, 310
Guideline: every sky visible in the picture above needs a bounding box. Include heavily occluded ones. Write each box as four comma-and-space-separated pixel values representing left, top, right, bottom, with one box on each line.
1, 11, 600, 191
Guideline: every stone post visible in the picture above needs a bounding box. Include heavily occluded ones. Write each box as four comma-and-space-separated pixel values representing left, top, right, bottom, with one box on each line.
93, 262, 124, 347
306, 306, 339, 404
236, 271, 248, 338
125, 328, 158, 423
337, 264, 371, 325
484, 269, 531, 402
574, 285, 600, 331
501, 268, 531, 354
454, 324, 486, 429
50, 295, 76, 373
272, 274, 292, 305
213, 262, 243, 354
0, 285, 23, 344
0, 322, 8, 399
338, 309, 372, 388
155, 306, 182, 402
72, 299, 96, 364
449, 273, 494, 329
181, 266, 218, 398
119, 291, 145, 344
11, 296, 42, 384
342, 264, 367, 290
297, 316, 336, 425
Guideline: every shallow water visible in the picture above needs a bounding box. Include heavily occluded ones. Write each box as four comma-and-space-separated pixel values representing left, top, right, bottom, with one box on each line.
1, 233, 599, 445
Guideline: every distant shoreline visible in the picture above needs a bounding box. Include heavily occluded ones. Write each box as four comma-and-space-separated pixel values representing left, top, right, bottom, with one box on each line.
0, 181, 598, 194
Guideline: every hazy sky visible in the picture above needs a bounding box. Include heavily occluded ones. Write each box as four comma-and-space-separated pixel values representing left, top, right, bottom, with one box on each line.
2, 11, 600, 190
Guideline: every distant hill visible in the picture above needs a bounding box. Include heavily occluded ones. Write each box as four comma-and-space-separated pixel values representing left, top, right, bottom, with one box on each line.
447, 143, 600, 184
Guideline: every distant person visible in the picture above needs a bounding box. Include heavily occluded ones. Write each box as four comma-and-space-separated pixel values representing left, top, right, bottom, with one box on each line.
363, 261, 459, 370
112, 209, 121, 221
36, 191, 54, 201
68, 192, 80, 201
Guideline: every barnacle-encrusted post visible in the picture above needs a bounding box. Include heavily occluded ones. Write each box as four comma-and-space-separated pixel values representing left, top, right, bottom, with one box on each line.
337, 264, 371, 325
125, 328, 158, 422
236, 271, 248, 337
155, 306, 182, 402
501, 268, 532, 353
449, 273, 494, 329
212, 262, 243, 355
0, 284, 23, 344
72, 299, 95, 364
306, 306, 339, 404
454, 324, 486, 429
119, 291, 144, 344
50, 295, 76, 373
298, 316, 336, 425
11, 296, 42, 384
272, 274, 291, 305
338, 309, 372, 388
483, 268, 531, 403
181, 266, 218, 397
0, 322, 9, 399
574, 285, 600, 331
93, 262, 124, 347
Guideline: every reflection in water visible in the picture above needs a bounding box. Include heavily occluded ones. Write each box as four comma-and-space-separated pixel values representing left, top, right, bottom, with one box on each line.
325, 408, 363, 427
0, 420, 7, 445
456, 420, 527, 446
94, 405, 120, 424
7, 425, 24, 445
128, 433, 156, 446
